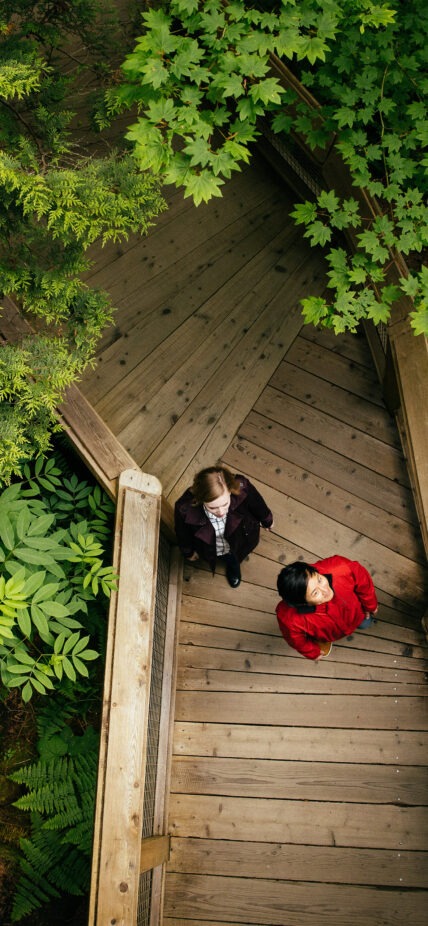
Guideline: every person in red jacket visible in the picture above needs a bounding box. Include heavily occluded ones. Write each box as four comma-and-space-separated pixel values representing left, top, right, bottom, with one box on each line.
276, 555, 378, 660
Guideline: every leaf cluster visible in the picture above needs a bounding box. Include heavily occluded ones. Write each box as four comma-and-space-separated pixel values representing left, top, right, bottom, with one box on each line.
0, 451, 116, 701
289, 0, 428, 333
115, 0, 427, 333
110, 0, 346, 204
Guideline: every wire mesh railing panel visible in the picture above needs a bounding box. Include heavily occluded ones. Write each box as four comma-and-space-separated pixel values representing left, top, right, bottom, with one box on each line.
137, 532, 171, 926
259, 116, 324, 197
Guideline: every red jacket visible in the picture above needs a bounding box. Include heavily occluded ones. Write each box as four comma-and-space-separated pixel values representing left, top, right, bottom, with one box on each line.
276, 555, 377, 660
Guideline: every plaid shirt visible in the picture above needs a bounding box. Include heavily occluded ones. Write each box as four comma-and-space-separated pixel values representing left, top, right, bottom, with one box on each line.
203, 506, 230, 556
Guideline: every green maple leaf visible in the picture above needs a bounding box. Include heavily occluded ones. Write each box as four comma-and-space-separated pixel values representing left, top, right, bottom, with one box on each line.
210, 147, 237, 178
163, 153, 194, 187
399, 274, 419, 298
301, 296, 329, 325
304, 221, 332, 247
290, 202, 317, 225
141, 57, 169, 90
250, 78, 283, 106
183, 137, 212, 168
271, 111, 294, 134
357, 230, 389, 262
237, 97, 261, 123
172, 0, 199, 14
318, 190, 340, 212
146, 98, 175, 124
410, 307, 428, 337
215, 72, 244, 99
184, 171, 224, 206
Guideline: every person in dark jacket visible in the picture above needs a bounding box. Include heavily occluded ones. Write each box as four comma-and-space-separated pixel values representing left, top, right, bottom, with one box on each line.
276, 555, 378, 660
174, 466, 273, 588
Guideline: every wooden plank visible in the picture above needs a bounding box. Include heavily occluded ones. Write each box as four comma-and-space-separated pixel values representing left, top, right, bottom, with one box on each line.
255, 388, 409, 491
174, 690, 428, 730
300, 323, 374, 369
164, 873, 428, 925
176, 666, 427, 696
181, 591, 426, 649
170, 756, 428, 804
178, 641, 428, 685
119, 224, 303, 461
92, 168, 283, 354
168, 837, 428, 888
271, 361, 399, 446
84, 193, 297, 407
95, 218, 299, 432
179, 620, 428, 674
286, 337, 385, 405
86, 164, 286, 303
89, 470, 161, 926
140, 835, 170, 874
165, 257, 326, 502
172, 721, 428, 765
168, 794, 428, 849
223, 434, 423, 561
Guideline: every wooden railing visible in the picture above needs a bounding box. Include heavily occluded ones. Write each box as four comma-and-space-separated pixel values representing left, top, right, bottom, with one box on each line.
0, 296, 183, 924
89, 468, 162, 924
263, 56, 428, 560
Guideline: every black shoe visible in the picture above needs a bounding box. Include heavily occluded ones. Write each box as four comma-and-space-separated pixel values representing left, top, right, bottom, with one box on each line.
225, 553, 241, 588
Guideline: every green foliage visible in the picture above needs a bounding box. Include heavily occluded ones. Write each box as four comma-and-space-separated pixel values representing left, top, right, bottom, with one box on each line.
294, 0, 428, 333
0, 452, 116, 701
114, 0, 427, 333
9, 699, 99, 920
1, 0, 166, 481
107, 0, 348, 203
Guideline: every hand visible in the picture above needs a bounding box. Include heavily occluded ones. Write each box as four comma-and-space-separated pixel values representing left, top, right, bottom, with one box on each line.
263, 521, 274, 531
366, 608, 378, 617
188, 552, 199, 562
314, 654, 323, 662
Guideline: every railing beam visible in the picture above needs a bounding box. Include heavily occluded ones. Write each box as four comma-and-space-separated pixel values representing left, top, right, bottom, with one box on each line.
89, 469, 162, 926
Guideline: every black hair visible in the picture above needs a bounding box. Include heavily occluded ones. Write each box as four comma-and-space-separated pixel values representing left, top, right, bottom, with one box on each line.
276, 562, 318, 606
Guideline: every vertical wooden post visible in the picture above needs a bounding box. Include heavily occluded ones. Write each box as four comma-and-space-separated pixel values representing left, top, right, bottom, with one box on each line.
89, 469, 162, 926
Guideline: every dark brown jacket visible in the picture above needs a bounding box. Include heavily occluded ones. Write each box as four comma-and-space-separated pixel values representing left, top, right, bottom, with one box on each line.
174, 475, 273, 572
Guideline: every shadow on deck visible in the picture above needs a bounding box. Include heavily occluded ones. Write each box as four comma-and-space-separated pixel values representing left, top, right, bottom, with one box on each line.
80, 152, 428, 925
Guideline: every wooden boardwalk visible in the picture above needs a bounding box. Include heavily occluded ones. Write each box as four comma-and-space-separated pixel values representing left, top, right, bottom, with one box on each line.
79, 154, 428, 925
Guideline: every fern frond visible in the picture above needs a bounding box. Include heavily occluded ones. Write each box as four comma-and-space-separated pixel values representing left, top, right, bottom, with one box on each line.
11, 755, 73, 787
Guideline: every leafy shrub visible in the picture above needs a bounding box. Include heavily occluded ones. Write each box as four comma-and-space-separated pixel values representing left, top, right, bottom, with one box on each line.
0, 453, 116, 701
111, 0, 427, 333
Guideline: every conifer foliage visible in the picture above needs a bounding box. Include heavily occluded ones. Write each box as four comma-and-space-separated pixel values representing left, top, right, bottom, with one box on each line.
0, 0, 165, 482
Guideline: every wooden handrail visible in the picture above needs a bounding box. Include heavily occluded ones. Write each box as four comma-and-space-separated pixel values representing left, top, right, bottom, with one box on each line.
88, 469, 162, 926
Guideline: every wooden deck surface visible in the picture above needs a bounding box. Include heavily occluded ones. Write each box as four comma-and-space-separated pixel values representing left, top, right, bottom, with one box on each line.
79, 155, 428, 925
